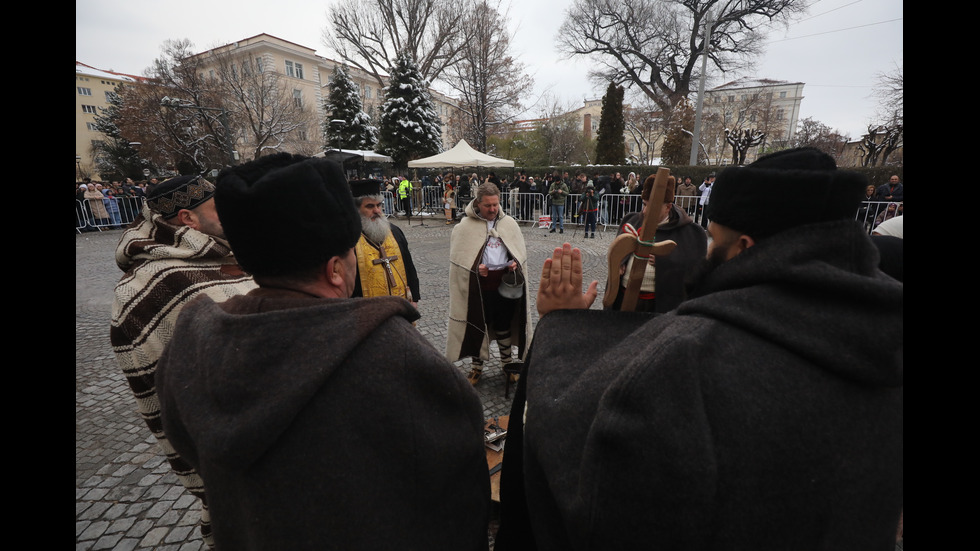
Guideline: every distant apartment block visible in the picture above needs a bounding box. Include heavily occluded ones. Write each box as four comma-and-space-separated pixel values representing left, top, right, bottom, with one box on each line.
76, 33, 459, 180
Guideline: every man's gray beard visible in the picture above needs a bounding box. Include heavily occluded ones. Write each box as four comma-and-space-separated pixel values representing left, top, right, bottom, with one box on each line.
361, 214, 391, 244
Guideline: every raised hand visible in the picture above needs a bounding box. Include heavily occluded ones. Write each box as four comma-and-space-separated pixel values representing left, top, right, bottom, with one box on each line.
537, 242, 598, 316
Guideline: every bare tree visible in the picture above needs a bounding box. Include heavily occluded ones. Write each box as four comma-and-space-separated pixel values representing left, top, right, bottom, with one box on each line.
793, 116, 849, 161
537, 94, 592, 165
205, 48, 318, 161
623, 98, 666, 165
323, 0, 473, 90
865, 64, 903, 167
558, 0, 810, 119
443, 0, 530, 152
134, 39, 237, 173
858, 124, 903, 167
725, 128, 766, 165
873, 63, 903, 126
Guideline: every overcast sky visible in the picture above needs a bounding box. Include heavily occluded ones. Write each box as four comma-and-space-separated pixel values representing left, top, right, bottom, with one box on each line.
76, 0, 902, 139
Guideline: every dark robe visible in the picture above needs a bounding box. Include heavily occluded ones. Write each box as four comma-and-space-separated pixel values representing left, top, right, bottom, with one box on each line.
496, 220, 903, 551
157, 291, 490, 550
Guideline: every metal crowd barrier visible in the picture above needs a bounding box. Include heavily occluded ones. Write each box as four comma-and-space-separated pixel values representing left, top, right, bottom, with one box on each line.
857, 201, 900, 234
75, 192, 897, 237
76, 196, 145, 233
381, 190, 397, 217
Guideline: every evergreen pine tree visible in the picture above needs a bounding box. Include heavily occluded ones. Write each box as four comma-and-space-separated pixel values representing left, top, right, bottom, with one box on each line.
92, 89, 151, 180
661, 98, 697, 165
376, 51, 443, 166
323, 65, 378, 150
594, 82, 626, 165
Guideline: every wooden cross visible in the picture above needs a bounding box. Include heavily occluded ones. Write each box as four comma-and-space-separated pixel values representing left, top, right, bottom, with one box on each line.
603, 167, 677, 311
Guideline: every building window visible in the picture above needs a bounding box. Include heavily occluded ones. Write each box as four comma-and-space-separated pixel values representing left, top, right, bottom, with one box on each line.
256, 57, 264, 72
86, 122, 98, 131
365, 85, 372, 99
727, 95, 735, 103
776, 109, 784, 121
779, 91, 787, 98
78, 87, 92, 96
293, 89, 303, 108
285, 60, 304, 79
82, 105, 97, 114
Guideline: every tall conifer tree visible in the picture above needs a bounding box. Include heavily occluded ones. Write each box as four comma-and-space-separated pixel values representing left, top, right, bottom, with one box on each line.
323, 65, 378, 151
376, 51, 442, 166
595, 82, 626, 164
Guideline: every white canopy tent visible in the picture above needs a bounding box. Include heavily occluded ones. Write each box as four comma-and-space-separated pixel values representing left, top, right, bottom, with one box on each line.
317, 149, 395, 164
407, 140, 514, 168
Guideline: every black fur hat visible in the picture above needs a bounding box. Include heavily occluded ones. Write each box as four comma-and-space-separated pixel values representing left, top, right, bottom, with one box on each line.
214, 153, 361, 277
706, 147, 867, 241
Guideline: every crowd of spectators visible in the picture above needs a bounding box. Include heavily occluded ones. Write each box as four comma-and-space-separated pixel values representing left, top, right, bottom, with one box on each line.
78, 171, 902, 237
75, 177, 150, 232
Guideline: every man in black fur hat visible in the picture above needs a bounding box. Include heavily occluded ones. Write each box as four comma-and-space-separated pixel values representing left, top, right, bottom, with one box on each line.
155, 153, 490, 550
349, 179, 420, 305
494, 147, 903, 550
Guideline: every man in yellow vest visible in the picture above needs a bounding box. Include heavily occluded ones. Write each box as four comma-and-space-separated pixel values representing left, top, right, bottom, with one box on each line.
397, 175, 414, 221
350, 180, 420, 306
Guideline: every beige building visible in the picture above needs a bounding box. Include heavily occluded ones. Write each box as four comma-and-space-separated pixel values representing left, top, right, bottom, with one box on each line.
76, 33, 459, 180
75, 62, 143, 180
702, 77, 804, 162
185, 33, 459, 157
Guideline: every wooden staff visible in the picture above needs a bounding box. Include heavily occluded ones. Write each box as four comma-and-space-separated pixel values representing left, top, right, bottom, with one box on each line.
602, 167, 677, 311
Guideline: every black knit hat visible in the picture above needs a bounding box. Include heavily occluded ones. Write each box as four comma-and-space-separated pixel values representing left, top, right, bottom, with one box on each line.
706, 147, 867, 241
146, 175, 215, 219
214, 153, 361, 277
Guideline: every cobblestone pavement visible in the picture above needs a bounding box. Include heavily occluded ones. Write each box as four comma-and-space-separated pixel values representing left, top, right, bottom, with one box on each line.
76, 214, 613, 550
